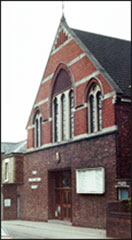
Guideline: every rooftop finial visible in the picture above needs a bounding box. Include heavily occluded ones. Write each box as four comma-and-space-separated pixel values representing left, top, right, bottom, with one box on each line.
62, 0, 64, 17
61, 0, 65, 22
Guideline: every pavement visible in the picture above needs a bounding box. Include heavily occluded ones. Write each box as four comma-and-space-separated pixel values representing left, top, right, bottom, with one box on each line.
1, 220, 113, 239
1, 227, 12, 239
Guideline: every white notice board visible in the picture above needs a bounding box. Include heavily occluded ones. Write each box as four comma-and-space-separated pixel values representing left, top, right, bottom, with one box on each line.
76, 167, 105, 194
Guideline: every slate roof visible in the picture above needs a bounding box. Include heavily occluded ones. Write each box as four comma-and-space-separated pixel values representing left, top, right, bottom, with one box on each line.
1, 140, 27, 155
72, 28, 131, 97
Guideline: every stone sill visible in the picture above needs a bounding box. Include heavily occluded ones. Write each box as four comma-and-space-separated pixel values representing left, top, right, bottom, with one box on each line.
26, 125, 118, 154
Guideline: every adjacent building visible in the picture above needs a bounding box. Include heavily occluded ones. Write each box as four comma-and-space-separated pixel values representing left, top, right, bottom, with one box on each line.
1, 140, 27, 220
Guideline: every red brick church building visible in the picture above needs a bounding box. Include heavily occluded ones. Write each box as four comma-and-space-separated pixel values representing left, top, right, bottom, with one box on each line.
2, 15, 131, 234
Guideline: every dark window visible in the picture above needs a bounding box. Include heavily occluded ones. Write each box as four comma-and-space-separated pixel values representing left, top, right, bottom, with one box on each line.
97, 92, 102, 131
69, 90, 74, 138
54, 98, 59, 142
90, 95, 95, 133
34, 111, 43, 148
5, 162, 8, 180
61, 94, 66, 140
40, 117, 42, 146
35, 118, 39, 147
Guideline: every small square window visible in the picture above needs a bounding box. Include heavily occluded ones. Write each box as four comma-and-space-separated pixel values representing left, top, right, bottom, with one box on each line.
118, 188, 129, 200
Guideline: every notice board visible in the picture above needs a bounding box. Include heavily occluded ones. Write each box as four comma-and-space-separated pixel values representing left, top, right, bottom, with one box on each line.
76, 167, 105, 194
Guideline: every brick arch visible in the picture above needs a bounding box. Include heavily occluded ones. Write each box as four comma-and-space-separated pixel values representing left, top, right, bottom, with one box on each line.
53, 69, 72, 96
83, 77, 104, 104
48, 63, 76, 118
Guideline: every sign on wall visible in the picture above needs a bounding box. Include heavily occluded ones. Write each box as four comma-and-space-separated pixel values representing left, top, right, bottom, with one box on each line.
31, 185, 38, 189
4, 199, 11, 207
76, 167, 105, 194
28, 177, 41, 182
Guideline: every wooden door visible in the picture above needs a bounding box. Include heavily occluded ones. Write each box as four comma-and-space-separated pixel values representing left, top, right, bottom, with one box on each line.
62, 190, 71, 221
54, 170, 71, 221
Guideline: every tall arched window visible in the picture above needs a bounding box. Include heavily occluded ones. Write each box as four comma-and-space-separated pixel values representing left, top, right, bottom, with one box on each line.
88, 83, 102, 134
40, 116, 43, 146
35, 118, 39, 147
97, 92, 102, 131
34, 111, 43, 148
51, 66, 74, 142
69, 90, 74, 138
90, 95, 95, 133
54, 98, 59, 142
61, 94, 66, 140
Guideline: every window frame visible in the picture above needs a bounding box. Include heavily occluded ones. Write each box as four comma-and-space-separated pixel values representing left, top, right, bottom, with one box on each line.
52, 88, 74, 143
61, 94, 66, 141
118, 188, 129, 200
69, 90, 74, 139
88, 84, 102, 134
54, 97, 59, 142
5, 159, 9, 182
35, 118, 39, 147
97, 92, 102, 131
89, 94, 95, 133
34, 111, 43, 148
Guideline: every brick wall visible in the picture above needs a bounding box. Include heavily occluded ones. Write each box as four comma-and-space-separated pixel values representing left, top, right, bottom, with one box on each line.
74, 107, 88, 135
26, 37, 115, 148
70, 56, 97, 83
35, 80, 50, 103
43, 121, 52, 145
27, 128, 34, 149
106, 201, 131, 239
23, 133, 117, 228
15, 156, 24, 183
43, 40, 83, 79
3, 184, 17, 220
115, 102, 131, 179
102, 97, 115, 128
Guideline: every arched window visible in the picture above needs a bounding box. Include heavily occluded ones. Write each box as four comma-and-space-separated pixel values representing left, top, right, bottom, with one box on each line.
69, 90, 74, 138
40, 116, 43, 146
90, 95, 95, 133
88, 83, 102, 133
34, 111, 43, 148
61, 94, 66, 140
54, 98, 59, 142
35, 118, 39, 147
51, 66, 74, 142
97, 92, 102, 131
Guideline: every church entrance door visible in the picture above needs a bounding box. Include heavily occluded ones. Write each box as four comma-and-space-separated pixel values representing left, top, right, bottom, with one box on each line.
54, 170, 71, 221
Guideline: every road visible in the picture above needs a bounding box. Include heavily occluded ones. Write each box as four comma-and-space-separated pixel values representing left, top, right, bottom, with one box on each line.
2, 220, 112, 239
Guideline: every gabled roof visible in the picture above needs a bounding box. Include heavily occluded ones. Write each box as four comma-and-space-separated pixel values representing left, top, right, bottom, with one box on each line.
50, 16, 131, 97
1, 140, 27, 155
26, 16, 131, 128
71, 29, 131, 97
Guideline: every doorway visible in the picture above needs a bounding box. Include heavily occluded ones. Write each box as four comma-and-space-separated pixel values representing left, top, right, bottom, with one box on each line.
54, 170, 71, 221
